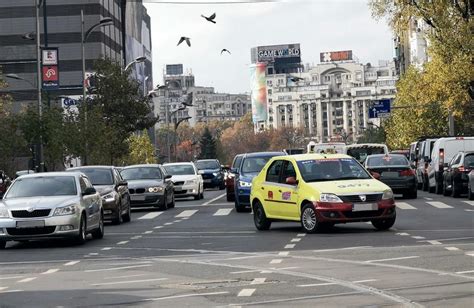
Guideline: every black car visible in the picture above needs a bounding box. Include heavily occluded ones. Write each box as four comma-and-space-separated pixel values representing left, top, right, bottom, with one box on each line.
68, 166, 131, 224
365, 154, 417, 199
195, 159, 225, 189
442, 151, 474, 197
120, 164, 175, 210
0, 170, 11, 198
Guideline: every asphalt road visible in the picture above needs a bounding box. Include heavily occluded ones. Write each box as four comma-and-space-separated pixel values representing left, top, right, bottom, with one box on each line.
0, 189, 473, 307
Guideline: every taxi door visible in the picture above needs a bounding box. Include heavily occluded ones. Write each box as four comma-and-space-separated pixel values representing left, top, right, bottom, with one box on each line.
276, 160, 300, 220
261, 160, 284, 218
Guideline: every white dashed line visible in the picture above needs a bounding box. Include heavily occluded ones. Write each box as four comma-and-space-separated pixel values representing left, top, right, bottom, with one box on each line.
427, 240, 442, 245
396, 232, 410, 236
291, 238, 301, 243
284, 244, 295, 249
117, 241, 129, 245
145, 291, 229, 301
278, 252, 289, 256
176, 210, 198, 218
0, 289, 22, 294
0, 287, 8, 291
353, 279, 377, 283
396, 202, 417, 210
143, 231, 153, 234
297, 233, 306, 237
365, 256, 419, 263
92, 278, 167, 286
85, 264, 152, 272
102, 247, 112, 251
42, 269, 59, 274
154, 226, 163, 229
18, 277, 37, 283
213, 208, 233, 216
465, 209, 474, 212
131, 235, 142, 239
250, 278, 266, 285
0, 276, 24, 280
164, 223, 173, 225
412, 236, 425, 239
298, 282, 336, 287
89, 253, 99, 256
202, 193, 226, 206
64, 261, 80, 266
466, 252, 474, 257
424, 197, 433, 201
445, 247, 460, 251
138, 212, 162, 220
270, 259, 282, 264
237, 288, 256, 297
463, 201, 474, 206
427, 201, 453, 209
456, 270, 474, 274
173, 220, 181, 223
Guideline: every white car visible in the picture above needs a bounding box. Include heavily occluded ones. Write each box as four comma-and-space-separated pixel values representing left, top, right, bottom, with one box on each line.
163, 163, 204, 200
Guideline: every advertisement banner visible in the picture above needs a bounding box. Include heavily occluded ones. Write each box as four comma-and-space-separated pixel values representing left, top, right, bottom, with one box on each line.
320, 50, 353, 63
250, 63, 267, 123
41, 47, 59, 90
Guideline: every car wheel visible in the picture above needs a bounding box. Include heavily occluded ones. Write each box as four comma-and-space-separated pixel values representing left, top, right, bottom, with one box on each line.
219, 181, 225, 190
468, 183, 474, 200
435, 179, 443, 195
371, 215, 396, 231
451, 181, 460, 198
168, 193, 175, 208
422, 176, 429, 191
91, 211, 105, 240
253, 201, 271, 230
122, 197, 131, 223
0, 241, 6, 249
194, 188, 200, 200
417, 181, 422, 190
442, 179, 450, 196
227, 193, 235, 202
112, 202, 123, 225
200, 189, 204, 199
301, 203, 319, 233
74, 214, 87, 245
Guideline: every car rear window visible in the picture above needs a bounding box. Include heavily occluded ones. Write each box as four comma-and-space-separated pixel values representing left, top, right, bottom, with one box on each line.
164, 164, 195, 175
366, 155, 409, 167
73, 168, 114, 185
346, 147, 386, 162
121, 167, 163, 180
196, 160, 220, 170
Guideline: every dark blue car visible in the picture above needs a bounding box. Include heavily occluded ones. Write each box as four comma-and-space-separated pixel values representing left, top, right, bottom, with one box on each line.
233, 151, 286, 212
195, 159, 225, 190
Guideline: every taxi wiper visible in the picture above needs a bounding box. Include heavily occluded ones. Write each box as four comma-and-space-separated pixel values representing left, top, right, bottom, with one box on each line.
335, 176, 368, 180
305, 178, 335, 182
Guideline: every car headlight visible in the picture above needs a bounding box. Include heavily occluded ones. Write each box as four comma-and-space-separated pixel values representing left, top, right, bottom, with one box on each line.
382, 189, 394, 200
53, 204, 77, 216
185, 179, 197, 185
319, 193, 343, 203
148, 186, 164, 193
212, 172, 218, 176
101, 191, 116, 203
0, 207, 9, 218
239, 181, 252, 187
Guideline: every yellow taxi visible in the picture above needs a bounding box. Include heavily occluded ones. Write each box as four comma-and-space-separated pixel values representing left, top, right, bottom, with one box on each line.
250, 154, 396, 233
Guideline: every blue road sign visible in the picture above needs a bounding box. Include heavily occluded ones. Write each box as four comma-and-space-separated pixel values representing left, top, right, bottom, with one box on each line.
369, 99, 391, 118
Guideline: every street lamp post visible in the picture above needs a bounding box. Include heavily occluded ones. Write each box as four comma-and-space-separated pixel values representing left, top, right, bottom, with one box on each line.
124, 56, 146, 72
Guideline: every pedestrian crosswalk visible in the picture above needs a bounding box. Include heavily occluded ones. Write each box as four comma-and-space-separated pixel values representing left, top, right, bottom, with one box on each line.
426, 201, 453, 209
396, 202, 417, 210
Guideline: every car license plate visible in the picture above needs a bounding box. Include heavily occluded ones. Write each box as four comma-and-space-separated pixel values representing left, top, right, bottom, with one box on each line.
204, 179, 212, 183
130, 195, 146, 201
352, 203, 377, 212
16, 220, 45, 228
174, 186, 182, 190
382, 171, 399, 178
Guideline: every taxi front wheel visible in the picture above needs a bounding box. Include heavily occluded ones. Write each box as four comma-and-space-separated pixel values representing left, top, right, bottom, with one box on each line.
301, 204, 319, 233
253, 201, 271, 230
371, 215, 396, 231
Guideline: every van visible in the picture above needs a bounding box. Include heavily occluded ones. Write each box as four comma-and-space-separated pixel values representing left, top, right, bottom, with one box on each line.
427, 137, 474, 194
307, 142, 345, 154
344, 143, 389, 163
416, 138, 438, 191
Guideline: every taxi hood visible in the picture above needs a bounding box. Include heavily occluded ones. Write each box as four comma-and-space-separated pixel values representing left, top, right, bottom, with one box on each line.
306, 179, 390, 194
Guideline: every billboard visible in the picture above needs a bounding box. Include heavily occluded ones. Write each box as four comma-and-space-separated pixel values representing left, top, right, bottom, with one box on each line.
256, 44, 301, 63
320, 50, 353, 62
41, 47, 59, 90
250, 63, 267, 123
166, 64, 184, 76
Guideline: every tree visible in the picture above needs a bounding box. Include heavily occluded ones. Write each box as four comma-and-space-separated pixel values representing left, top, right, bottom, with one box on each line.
357, 126, 386, 144
199, 127, 217, 159
124, 130, 155, 165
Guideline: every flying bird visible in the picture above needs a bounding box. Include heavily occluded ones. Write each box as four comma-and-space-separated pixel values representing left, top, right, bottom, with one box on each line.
177, 37, 191, 47
289, 76, 304, 82
201, 13, 216, 24
221, 49, 231, 55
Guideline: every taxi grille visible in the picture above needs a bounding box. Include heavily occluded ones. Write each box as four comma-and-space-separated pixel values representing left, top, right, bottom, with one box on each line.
339, 194, 382, 203
11, 209, 51, 218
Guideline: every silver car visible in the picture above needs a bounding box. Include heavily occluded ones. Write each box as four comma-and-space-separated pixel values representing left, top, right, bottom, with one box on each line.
0, 172, 104, 249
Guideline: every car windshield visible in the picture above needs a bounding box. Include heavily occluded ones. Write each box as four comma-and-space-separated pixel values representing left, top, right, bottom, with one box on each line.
5, 176, 77, 198
347, 147, 386, 162
297, 158, 371, 182
121, 167, 162, 180
366, 155, 409, 167
164, 164, 195, 175
465, 154, 474, 168
241, 156, 272, 174
196, 160, 220, 170
73, 168, 114, 185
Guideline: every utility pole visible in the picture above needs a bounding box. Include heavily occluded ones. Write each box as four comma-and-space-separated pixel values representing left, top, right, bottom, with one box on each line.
448, 108, 455, 136
35, 0, 44, 172
81, 9, 88, 165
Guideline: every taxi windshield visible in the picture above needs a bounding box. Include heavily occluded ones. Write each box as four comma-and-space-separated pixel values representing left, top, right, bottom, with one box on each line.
297, 158, 371, 182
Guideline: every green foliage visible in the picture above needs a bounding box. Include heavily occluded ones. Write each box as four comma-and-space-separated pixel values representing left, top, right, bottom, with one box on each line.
124, 131, 155, 165
357, 126, 386, 144
199, 127, 217, 159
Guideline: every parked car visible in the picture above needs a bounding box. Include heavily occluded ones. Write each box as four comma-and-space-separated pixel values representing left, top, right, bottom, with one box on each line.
67, 166, 131, 224
163, 162, 204, 200
0, 170, 11, 198
225, 154, 244, 202
428, 137, 474, 194
416, 138, 439, 191
365, 154, 417, 199
468, 170, 474, 200
0, 172, 104, 249
120, 164, 174, 210
442, 151, 474, 197
344, 143, 389, 163
233, 151, 286, 212
195, 159, 225, 189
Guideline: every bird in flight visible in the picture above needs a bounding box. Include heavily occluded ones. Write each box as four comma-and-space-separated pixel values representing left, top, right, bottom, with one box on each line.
201, 13, 216, 24
289, 76, 304, 82
221, 49, 231, 55
177, 37, 191, 47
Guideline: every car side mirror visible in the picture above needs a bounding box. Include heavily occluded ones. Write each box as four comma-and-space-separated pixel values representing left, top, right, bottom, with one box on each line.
285, 176, 298, 185
410, 163, 416, 169
370, 171, 381, 180
230, 168, 239, 174
165, 174, 172, 180
198, 170, 204, 175
118, 180, 128, 186
443, 166, 448, 171
83, 187, 96, 196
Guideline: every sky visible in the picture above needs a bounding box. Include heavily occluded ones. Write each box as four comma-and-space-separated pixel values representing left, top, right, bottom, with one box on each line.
143, 0, 394, 94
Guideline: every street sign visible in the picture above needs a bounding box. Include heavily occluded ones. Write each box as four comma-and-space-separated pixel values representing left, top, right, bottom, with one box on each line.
42, 65, 59, 89
369, 99, 391, 118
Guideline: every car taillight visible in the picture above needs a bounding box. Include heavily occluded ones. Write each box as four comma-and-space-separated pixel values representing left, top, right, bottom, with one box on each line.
399, 169, 415, 176
439, 149, 444, 167
457, 166, 470, 172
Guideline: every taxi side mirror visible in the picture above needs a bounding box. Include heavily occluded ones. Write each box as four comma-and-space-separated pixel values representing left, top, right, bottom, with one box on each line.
285, 176, 298, 185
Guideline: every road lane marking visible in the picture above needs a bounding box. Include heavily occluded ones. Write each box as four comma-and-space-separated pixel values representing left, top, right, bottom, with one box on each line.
0, 287, 8, 291
365, 256, 419, 263
0, 276, 24, 280
154, 226, 163, 229
117, 241, 129, 245
18, 277, 37, 283
238, 288, 256, 297
176, 210, 198, 218
0, 289, 22, 294
427, 240, 442, 245
131, 235, 142, 239
88, 253, 99, 256
463, 201, 474, 206
104, 274, 148, 280
284, 244, 295, 249
297, 233, 306, 237
202, 193, 226, 206
427, 201, 453, 209
213, 208, 233, 216
144, 291, 229, 301
445, 247, 460, 251
313, 246, 373, 253
456, 270, 474, 274
298, 282, 336, 287
466, 252, 474, 257
102, 247, 112, 251
396, 202, 417, 210
138, 212, 162, 220
164, 223, 173, 225
396, 233, 410, 236
424, 197, 433, 200
92, 278, 167, 286
173, 220, 181, 223
353, 279, 377, 283
465, 209, 474, 212
291, 238, 301, 242
64, 261, 80, 266
278, 252, 289, 256
270, 259, 282, 264
251, 278, 266, 285
42, 269, 59, 274
143, 231, 153, 234
85, 264, 152, 272
411, 236, 425, 239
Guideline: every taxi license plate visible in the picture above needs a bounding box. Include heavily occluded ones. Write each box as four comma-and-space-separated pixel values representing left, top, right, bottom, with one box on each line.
352, 203, 377, 212
130, 195, 146, 201
16, 220, 45, 228
382, 171, 399, 178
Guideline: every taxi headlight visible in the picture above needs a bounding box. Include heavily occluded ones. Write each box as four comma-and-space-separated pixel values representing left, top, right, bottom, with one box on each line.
382, 189, 394, 200
53, 204, 77, 216
319, 193, 343, 203
239, 181, 252, 187
0, 207, 9, 218
148, 186, 164, 193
